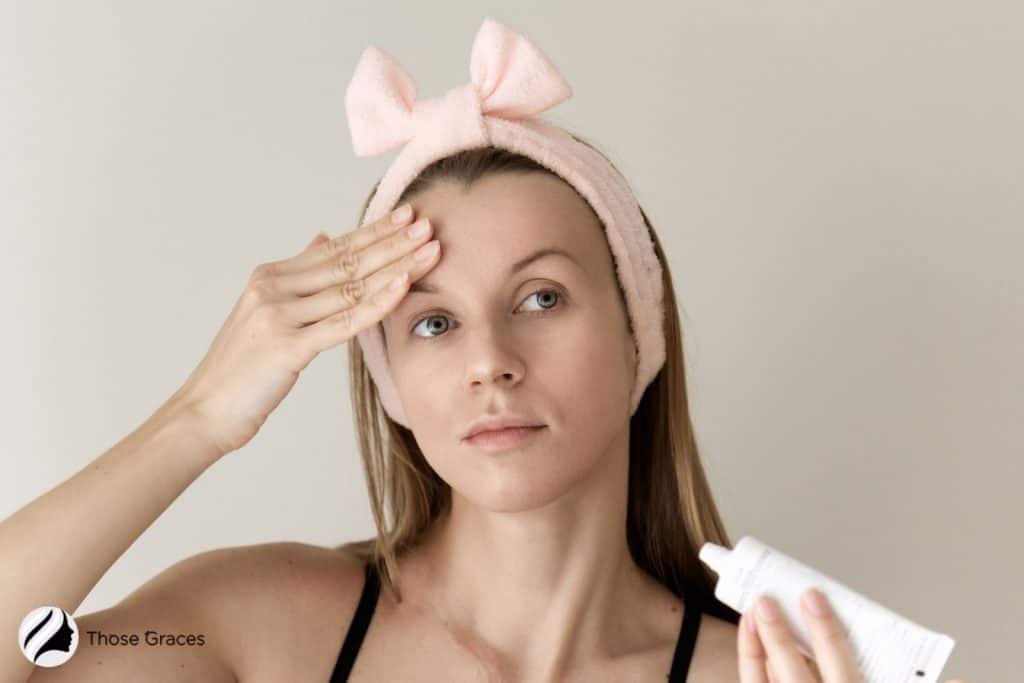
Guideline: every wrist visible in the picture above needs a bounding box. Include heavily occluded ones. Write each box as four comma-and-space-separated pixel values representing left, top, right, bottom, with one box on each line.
151, 390, 230, 466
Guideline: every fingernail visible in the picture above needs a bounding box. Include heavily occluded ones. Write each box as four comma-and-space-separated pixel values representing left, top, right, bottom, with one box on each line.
803, 588, 830, 616
757, 596, 779, 622
406, 218, 430, 240
391, 203, 413, 226
414, 240, 440, 262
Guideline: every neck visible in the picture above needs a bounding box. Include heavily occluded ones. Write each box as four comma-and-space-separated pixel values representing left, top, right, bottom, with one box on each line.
399, 426, 669, 680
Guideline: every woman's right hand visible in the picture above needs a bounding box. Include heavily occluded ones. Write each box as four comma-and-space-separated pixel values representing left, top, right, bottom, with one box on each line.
175, 204, 439, 457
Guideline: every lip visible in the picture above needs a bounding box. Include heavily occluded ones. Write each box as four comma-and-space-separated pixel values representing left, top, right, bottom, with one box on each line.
464, 425, 547, 451
462, 414, 547, 440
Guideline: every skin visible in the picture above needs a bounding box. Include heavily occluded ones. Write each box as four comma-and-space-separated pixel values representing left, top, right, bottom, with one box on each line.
379, 172, 683, 680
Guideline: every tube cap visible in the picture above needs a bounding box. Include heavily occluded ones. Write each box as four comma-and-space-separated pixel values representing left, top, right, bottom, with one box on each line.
698, 542, 730, 574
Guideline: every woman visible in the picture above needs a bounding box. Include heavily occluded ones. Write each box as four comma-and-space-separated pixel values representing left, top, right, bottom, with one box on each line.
0, 17, 969, 683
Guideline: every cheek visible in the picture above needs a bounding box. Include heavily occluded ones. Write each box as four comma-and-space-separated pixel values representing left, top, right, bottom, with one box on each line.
546, 314, 634, 411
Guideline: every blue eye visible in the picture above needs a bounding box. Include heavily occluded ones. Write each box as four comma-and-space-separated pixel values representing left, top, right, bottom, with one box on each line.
410, 288, 564, 340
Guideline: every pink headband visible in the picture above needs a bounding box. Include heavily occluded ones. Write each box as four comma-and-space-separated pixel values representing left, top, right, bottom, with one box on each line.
344, 17, 665, 428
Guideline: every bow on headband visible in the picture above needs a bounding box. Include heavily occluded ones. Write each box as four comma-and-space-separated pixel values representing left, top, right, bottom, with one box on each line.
345, 17, 573, 158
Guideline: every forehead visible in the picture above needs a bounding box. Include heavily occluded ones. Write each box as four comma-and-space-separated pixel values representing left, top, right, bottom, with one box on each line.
380, 173, 615, 343
405, 172, 603, 257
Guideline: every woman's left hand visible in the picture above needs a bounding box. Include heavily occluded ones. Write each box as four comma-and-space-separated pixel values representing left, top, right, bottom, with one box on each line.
738, 588, 969, 683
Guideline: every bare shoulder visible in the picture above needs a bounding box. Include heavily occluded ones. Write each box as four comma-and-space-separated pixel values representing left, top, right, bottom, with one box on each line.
168, 541, 371, 680
691, 612, 741, 681
120, 541, 371, 682
166, 540, 367, 599
121, 540, 367, 619
27, 541, 368, 683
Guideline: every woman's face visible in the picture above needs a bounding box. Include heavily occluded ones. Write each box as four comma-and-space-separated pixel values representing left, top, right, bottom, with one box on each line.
382, 172, 638, 512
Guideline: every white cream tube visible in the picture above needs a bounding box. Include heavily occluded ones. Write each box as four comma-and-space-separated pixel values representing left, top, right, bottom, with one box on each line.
699, 537, 955, 683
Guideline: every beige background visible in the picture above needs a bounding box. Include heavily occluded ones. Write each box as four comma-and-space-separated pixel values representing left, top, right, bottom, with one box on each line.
1, 1, 1019, 680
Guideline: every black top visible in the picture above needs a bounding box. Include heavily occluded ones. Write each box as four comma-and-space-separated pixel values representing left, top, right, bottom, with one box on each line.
329, 562, 737, 682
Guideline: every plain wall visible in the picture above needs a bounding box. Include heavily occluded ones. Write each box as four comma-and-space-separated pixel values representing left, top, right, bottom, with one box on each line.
2, 1, 1019, 680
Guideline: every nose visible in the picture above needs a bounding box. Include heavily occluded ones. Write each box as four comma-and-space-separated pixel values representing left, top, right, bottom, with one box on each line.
464, 336, 526, 393
470, 369, 518, 389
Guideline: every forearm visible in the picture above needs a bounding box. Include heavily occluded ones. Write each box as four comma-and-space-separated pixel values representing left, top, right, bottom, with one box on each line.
0, 393, 223, 679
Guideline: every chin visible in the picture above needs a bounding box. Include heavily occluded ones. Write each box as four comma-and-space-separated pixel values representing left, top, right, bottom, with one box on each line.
429, 431, 615, 514
446, 463, 593, 514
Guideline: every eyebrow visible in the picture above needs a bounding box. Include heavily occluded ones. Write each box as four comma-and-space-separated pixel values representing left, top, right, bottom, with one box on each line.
407, 246, 582, 295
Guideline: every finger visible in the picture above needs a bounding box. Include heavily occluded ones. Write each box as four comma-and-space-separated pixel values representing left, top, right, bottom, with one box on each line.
272, 203, 417, 276
282, 233, 439, 326
754, 620, 793, 683
294, 269, 410, 354
804, 654, 823, 680
738, 611, 771, 683
753, 596, 817, 683
278, 216, 434, 299
801, 588, 861, 682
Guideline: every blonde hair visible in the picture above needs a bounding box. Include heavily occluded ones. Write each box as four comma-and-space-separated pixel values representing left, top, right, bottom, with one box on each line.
338, 134, 737, 619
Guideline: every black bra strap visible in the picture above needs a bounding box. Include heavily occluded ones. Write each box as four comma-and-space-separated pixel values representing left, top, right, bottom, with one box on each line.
329, 562, 381, 682
667, 585, 703, 681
